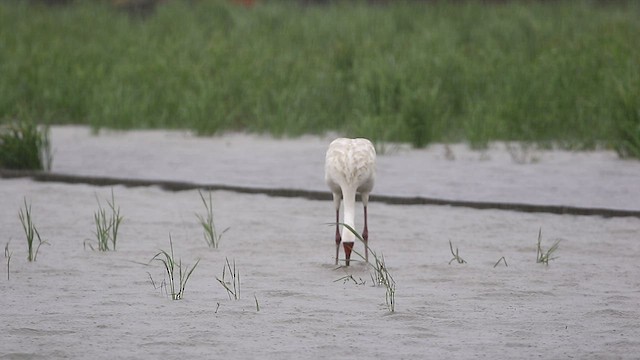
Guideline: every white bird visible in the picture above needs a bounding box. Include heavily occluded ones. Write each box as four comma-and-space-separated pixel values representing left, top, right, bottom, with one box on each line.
325, 138, 376, 266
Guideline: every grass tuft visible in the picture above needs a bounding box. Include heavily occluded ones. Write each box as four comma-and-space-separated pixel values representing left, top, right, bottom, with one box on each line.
448, 240, 466, 265
151, 235, 200, 300
195, 190, 229, 248
18, 198, 49, 262
0, 121, 52, 171
216, 257, 240, 300
536, 228, 561, 266
85, 189, 123, 251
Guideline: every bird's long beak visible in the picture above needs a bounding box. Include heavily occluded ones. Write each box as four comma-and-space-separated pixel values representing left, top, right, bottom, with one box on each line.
343, 242, 354, 266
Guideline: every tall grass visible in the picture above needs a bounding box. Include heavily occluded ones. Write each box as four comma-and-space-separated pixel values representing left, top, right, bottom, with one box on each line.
0, 121, 52, 171
1, 1, 639, 156
612, 81, 640, 158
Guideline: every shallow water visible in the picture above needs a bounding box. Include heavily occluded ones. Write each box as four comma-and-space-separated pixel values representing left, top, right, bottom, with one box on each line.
50, 126, 640, 210
1, 128, 639, 358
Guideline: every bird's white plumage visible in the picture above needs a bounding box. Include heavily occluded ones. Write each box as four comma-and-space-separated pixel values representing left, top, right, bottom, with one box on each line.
325, 138, 376, 253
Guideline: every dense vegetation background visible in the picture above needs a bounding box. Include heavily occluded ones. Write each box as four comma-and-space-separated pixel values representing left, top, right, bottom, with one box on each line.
1, 0, 638, 156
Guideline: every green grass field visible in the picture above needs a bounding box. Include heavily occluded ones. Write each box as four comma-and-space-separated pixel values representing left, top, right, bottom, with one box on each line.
1, 1, 639, 156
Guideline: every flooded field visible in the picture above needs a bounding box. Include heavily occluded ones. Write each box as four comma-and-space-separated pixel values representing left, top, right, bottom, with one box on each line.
1, 127, 639, 358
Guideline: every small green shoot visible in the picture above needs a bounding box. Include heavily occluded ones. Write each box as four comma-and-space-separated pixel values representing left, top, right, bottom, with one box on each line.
448, 240, 466, 265
494, 256, 508, 268
254, 294, 260, 312
151, 235, 200, 300
5, 242, 12, 281
196, 190, 229, 248
536, 228, 561, 266
216, 257, 240, 300
86, 190, 123, 251
18, 198, 49, 262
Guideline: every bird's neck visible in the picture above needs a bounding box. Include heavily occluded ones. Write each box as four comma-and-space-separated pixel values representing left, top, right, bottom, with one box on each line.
341, 187, 357, 244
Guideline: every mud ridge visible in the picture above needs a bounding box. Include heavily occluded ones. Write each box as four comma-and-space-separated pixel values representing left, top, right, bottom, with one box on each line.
2, 169, 639, 218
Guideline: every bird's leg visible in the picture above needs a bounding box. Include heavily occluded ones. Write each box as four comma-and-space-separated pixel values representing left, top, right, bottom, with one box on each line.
362, 205, 369, 264
335, 209, 341, 265
343, 241, 354, 266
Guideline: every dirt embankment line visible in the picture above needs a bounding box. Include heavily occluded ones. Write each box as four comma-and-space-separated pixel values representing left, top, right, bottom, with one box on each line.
2, 169, 639, 218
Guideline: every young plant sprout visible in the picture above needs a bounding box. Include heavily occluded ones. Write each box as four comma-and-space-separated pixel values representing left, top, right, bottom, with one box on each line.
86, 190, 123, 251
18, 198, 49, 262
151, 235, 200, 300
216, 257, 240, 300
536, 228, 561, 266
196, 190, 229, 248
5, 242, 12, 281
448, 240, 466, 265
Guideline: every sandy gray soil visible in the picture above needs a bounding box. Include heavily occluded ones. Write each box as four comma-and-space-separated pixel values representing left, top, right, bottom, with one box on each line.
1, 127, 639, 359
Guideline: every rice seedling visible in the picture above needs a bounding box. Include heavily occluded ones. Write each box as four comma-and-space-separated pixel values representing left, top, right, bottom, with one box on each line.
0, 121, 52, 171
494, 256, 508, 268
4, 242, 11, 281
254, 294, 260, 312
338, 223, 396, 313
216, 257, 240, 300
195, 190, 229, 248
536, 228, 561, 266
369, 250, 396, 313
151, 235, 200, 300
448, 240, 466, 265
85, 190, 123, 251
18, 198, 49, 262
